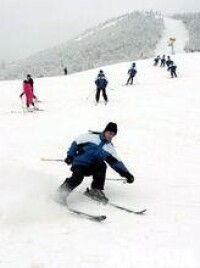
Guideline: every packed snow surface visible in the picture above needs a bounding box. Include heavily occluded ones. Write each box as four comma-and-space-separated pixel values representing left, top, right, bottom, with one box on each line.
0, 51, 200, 267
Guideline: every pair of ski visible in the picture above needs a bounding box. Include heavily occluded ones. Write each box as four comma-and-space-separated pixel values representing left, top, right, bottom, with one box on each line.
11, 108, 45, 114
94, 101, 108, 106
65, 200, 146, 222
122, 83, 136, 86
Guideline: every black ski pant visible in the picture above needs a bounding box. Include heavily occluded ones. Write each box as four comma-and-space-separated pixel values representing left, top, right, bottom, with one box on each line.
95, 88, 108, 102
171, 71, 177, 78
160, 62, 166, 67
62, 162, 107, 192
126, 76, 134, 85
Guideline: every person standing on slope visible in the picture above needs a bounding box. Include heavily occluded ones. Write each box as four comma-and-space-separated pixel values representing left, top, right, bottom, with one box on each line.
167, 61, 177, 78
166, 56, 173, 68
20, 74, 38, 101
95, 70, 108, 105
126, 62, 137, 85
64, 67, 68, 75
22, 80, 36, 110
56, 122, 134, 204
153, 55, 161, 66
160, 55, 166, 67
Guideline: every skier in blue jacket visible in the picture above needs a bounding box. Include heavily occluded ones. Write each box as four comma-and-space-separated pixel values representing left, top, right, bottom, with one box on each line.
56, 122, 134, 204
126, 62, 137, 85
95, 70, 108, 104
167, 61, 177, 78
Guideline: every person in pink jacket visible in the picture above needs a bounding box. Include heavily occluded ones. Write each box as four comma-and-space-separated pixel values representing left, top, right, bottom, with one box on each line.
20, 74, 38, 101
23, 80, 34, 109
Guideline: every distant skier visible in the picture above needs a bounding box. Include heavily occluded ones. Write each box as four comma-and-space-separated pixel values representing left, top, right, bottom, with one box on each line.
153, 55, 160, 66
166, 56, 173, 68
55, 122, 134, 205
126, 62, 137, 85
160, 55, 166, 67
20, 74, 38, 101
64, 67, 68, 75
95, 70, 108, 105
167, 61, 177, 78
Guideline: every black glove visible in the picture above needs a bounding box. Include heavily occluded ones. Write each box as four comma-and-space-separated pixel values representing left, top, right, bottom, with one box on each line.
64, 156, 73, 165
126, 173, 134, 184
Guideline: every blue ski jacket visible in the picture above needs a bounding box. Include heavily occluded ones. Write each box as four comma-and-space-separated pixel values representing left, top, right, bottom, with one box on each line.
128, 67, 137, 77
95, 76, 108, 89
67, 132, 130, 177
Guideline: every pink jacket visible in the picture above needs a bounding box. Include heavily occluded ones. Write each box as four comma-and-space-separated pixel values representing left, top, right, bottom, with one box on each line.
23, 82, 33, 106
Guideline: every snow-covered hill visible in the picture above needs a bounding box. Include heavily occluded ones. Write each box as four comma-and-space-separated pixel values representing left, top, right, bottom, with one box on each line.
173, 12, 200, 52
0, 52, 200, 267
0, 11, 164, 80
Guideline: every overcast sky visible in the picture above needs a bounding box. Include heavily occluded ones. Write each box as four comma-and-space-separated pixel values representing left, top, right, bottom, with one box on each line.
1, 0, 200, 62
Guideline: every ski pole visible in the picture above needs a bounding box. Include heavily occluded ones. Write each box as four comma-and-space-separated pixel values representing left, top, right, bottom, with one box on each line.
106, 178, 127, 183
40, 158, 64, 162
86, 90, 95, 100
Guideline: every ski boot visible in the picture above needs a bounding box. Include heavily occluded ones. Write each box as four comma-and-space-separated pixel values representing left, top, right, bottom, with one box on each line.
84, 187, 109, 204
54, 185, 71, 206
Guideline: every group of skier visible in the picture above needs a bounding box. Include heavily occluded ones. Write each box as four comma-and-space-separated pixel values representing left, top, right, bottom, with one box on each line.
56, 55, 180, 206
20, 62, 138, 110
93, 62, 137, 105
154, 54, 178, 78
18, 69, 135, 205
55, 65, 138, 204
22, 56, 177, 207
21, 54, 178, 111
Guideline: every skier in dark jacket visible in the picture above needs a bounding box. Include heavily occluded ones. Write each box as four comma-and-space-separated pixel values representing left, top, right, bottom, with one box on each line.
160, 55, 166, 67
64, 67, 68, 75
56, 122, 134, 204
167, 61, 177, 78
95, 70, 108, 104
126, 62, 137, 85
153, 55, 160, 66
166, 56, 173, 68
